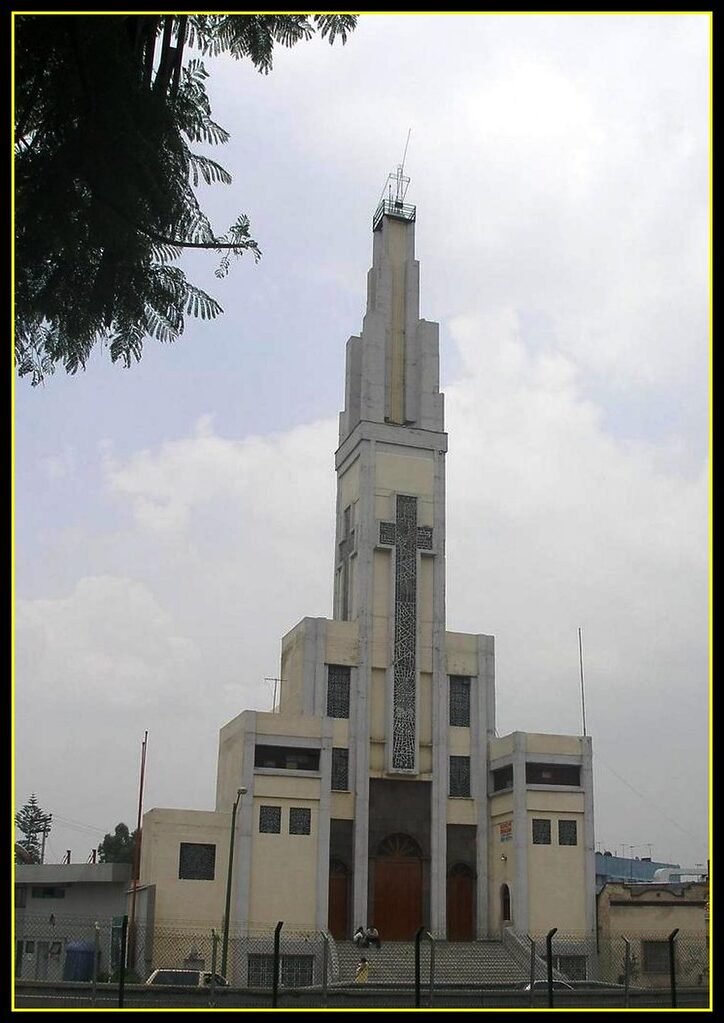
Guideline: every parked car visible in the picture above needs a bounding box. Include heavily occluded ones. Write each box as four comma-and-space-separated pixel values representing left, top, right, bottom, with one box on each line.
522, 980, 574, 991
146, 969, 228, 987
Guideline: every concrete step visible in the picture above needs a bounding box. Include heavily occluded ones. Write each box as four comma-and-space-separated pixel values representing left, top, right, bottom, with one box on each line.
333, 940, 528, 986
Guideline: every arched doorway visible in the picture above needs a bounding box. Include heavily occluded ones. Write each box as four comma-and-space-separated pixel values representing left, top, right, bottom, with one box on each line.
328, 859, 350, 939
500, 883, 512, 925
447, 863, 476, 940
373, 834, 423, 940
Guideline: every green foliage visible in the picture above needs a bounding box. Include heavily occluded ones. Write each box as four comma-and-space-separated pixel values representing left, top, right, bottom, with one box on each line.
14, 14, 357, 384
97, 822, 138, 863
15, 793, 53, 862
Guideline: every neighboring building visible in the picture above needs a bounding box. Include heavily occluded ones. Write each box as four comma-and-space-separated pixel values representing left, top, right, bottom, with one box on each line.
14, 862, 132, 980
597, 880, 709, 989
595, 852, 680, 891
138, 192, 596, 976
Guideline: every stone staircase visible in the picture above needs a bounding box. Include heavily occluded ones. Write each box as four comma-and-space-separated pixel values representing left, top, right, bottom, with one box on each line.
333, 939, 528, 987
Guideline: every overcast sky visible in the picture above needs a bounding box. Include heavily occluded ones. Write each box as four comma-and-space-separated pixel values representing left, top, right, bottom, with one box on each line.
15, 14, 709, 872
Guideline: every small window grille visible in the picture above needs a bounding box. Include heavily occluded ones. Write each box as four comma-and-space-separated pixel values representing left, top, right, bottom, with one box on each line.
248, 953, 276, 987
449, 756, 471, 797
642, 941, 669, 974
289, 807, 311, 835
331, 747, 349, 791
178, 843, 216, 880
326, 665, 351, 718
449, 676, 471, 727
259, 805, 281, 834
558, 820, 578, 846
532, 819, 551, 844
281, 954, 314, 987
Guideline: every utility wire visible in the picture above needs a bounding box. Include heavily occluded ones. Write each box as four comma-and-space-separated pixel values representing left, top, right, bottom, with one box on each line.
596, 755, 706, 846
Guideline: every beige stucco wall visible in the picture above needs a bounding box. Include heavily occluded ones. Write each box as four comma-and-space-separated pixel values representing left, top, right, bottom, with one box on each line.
445, 632, 479, 676
526, 733, 584, 755
255, 712, 321, 738
527, 809, 587, 935
371, 549, 390, 668
248, 797, 319, 929
326, 619, 358, 665
597, 883, 709, 988
375, 446, 434, 497
489, 805, 516, 934
139, 809, 230, 932
338, 456, 360, 509
489, 735, 515, 760
280, 621, 306, 716
215, 711, 249, 811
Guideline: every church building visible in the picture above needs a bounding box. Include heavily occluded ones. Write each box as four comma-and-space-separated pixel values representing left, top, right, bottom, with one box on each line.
138, 189, 596, 959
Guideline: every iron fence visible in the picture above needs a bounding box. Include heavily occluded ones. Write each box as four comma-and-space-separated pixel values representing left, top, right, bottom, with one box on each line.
13, 913, 711, 1009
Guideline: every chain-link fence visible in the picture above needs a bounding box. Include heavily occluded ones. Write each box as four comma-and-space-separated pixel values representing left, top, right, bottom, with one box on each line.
13, 914, 711, 1009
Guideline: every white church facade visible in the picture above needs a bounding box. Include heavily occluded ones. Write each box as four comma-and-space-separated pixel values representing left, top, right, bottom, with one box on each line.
138, 196, 596, 955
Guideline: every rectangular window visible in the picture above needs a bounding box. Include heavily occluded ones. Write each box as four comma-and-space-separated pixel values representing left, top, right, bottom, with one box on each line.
449, 756, 471, 797
248, 953, 276, 987
15, 886, 27, 908
254, 744, 320, 771
492, 765, 513, 791
289, 807, 312, 835
281, 954, 314, 987
178, 842, 216, 880
259, 805, 282, 834
555, 954, 587, 980
326, 665, 351, 718
532, 819, 551, 844
642, 941, 669, 974
449, 676, 471, 727
31, 887, 66, 899
558, 820, 578, 846
331, 747, 349, 791
526, 762, 581, 786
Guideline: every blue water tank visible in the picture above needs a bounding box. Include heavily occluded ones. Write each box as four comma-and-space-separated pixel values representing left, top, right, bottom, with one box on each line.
63, 941, 96, 981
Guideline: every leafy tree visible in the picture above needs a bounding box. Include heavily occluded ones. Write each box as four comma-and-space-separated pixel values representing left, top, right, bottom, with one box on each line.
14, 14, 357, 384
15, 793, 53, 863
97, 822, 139, 864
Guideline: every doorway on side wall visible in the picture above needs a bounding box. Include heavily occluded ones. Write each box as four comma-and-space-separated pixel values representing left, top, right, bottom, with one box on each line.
501, 883, 512, 926
328, 859, 350, 939
447, 863, 476, 940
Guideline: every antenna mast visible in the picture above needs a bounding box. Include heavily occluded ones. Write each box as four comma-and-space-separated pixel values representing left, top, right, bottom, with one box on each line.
578, 627, 588, 737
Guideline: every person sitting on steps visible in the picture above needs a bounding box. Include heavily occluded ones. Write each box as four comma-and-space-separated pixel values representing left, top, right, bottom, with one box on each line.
353, 925, 368, 948
365, 925, 381, 950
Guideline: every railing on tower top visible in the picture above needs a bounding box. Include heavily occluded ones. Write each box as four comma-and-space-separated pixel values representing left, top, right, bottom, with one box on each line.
373, 198, 416, 231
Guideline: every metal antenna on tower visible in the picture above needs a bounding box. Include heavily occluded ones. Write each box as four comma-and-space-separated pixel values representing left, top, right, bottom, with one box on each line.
378, 129, 412, 205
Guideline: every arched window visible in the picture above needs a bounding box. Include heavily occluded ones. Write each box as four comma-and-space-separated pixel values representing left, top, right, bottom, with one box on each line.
376, 833, 423, 858
501, 883, 511, 922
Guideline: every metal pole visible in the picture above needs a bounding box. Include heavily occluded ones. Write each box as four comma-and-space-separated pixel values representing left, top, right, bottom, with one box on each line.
127, 730, 148, 971
117, 916, 128, 1009
428, 933, 435, 1008
221, 787, 245, 978
546, 928, 558, 1009
91, 922, 100, 1008
578, 627, 588, 736
272, 921, 283, 1008
210, 929, 218, 1008
321, 932, 328, 1007
414, 926, 424, 1007
623, 938, 630, 1009
668, 928, 679, 1008
527, 935, 536, 1007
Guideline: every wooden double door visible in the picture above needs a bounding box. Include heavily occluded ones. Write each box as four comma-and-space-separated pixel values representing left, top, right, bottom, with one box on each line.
372, 834, 423, 940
